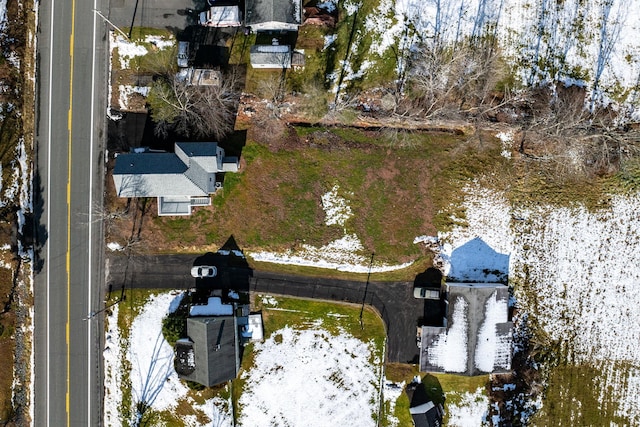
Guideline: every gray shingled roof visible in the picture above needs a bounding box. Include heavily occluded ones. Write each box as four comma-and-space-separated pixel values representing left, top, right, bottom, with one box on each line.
113, 143, 222, 198
178, 316, 239, 387
245, 0, 301, 28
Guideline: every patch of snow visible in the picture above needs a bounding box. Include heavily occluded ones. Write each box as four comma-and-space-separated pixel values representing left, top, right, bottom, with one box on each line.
107, 242, 123, 252
496, 131, 513, 159
117, 85, 149, 111
323, 34, 337, 50
321, 184, 352, 227
475, 291, 511, 372
237, 327, 381, 427
384, 381, 405, 427
342, 0, 359, 16
426, 297, 468, 373
252, 234, 412, 273
112, 34, 148, 69
145, 35, 174, 50
0, 0, 6, 30
232, 249, 245, 257
317, 0, 336, 13
446, 387, 489, 427
189, 296, 233, 316
103, 304, 123, 426
261, 295, 278, 306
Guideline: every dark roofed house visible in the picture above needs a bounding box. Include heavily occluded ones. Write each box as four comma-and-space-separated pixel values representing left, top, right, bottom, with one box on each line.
245, 0, 302, 31
174, 293, 263, 388
410, 401, 444, 427
175, 316, 240, 387
419, 283, 513, 376
112, 142, 239, 216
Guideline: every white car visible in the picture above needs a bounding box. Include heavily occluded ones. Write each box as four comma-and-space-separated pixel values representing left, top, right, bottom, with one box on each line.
191, 265, 217, 278
413, 286, 440, 299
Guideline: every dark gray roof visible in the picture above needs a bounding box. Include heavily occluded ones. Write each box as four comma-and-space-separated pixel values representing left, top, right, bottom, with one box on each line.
177, 316, 239, 387
245, 0, 302, 28
410, 402, 443, 427
113, 153, 187, 175
176, 142, 219, 158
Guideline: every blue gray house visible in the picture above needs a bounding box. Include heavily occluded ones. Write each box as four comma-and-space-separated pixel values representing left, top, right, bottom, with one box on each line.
112, 142, 239, 216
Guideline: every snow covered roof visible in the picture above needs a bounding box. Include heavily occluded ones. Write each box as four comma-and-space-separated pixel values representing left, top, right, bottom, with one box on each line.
189, 296, 234, 316
419, 283, 512, 376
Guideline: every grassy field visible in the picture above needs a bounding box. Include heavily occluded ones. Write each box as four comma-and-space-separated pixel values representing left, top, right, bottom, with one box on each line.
106, 126, 512, 280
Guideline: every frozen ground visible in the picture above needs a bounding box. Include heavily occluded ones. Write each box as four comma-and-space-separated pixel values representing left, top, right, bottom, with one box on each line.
324, 0, 640, 113
237, 322, 383, 426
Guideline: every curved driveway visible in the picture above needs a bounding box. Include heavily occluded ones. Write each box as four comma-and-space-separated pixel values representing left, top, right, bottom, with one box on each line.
106, 253, 425, 363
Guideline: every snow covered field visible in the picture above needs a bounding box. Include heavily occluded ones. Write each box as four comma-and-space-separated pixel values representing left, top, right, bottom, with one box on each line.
433, 181, 640, 424
323, 0, 640, 113
237, 325, 383, 426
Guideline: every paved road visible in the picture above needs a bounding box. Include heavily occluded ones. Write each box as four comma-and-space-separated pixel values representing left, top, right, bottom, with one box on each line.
107, 0, 198, 31
34, 0, 107, 425
107, 253, 426, 363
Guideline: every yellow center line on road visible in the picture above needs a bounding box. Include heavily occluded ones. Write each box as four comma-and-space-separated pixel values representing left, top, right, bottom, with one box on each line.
66, 0, 77, 425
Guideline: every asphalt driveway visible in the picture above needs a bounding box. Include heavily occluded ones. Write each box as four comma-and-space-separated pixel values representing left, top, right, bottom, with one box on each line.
106, 252, 428, 363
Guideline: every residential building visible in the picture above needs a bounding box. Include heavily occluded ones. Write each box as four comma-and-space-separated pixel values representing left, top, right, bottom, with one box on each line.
174, 296, 263, 387
245, 0, 302, 31
112, 142, 239, 216
418, 283, 513, 376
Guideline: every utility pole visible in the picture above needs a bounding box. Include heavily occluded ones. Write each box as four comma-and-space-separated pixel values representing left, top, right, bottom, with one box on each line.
129, 0, 141, 39
359, 252, 375, 329
94, 9, 130, 40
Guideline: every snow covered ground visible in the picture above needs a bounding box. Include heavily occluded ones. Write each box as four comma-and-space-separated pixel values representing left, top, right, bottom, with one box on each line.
237, 324, 383, 426
424, 180, 640, 424
446, 387, 490, 427
324, 0, 640, 113
104, 291, 389, 426
103, 292, 232, 427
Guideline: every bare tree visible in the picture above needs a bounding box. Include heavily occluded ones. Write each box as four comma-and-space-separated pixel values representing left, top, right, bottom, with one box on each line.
147, 68, 242, 139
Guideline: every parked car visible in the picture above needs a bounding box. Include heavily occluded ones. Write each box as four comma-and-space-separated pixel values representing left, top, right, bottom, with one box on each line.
191, 265, 217, 278
413, 286, 440, 299
177, 41, 189, 68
